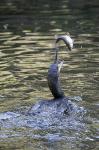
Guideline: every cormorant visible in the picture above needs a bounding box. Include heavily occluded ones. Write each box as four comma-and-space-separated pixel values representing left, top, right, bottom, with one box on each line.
48, 33, 73, 99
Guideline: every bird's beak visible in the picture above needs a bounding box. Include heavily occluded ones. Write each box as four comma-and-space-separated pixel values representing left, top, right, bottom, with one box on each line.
58, 61, 64, 73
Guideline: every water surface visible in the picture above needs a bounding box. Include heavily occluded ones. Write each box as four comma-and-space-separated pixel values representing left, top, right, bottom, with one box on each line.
0, 0, 99, 150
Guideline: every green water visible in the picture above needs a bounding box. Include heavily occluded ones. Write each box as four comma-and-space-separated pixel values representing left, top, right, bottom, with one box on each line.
0, 0, 99, 150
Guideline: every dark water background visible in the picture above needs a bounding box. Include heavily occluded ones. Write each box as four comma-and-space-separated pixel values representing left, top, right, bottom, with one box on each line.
0, 0, 99, 149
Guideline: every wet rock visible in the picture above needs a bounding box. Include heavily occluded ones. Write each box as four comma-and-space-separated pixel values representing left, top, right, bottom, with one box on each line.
27, 97, 74, 116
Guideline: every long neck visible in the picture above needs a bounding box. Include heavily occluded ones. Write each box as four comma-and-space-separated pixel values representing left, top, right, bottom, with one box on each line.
54, 42, 59, 63
54, 48, 58, 63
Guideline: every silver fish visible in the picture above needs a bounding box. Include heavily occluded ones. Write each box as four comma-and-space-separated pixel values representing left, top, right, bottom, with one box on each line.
55, 33, 74, 51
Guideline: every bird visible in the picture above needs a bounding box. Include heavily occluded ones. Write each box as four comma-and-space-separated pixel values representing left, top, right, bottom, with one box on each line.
48, 33, 73, 99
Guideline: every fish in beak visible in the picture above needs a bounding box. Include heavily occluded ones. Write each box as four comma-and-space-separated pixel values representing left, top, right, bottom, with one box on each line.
55, 33, 74, 51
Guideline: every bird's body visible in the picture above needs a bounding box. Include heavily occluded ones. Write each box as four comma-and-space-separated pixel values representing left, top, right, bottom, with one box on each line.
48, 62, 64, 99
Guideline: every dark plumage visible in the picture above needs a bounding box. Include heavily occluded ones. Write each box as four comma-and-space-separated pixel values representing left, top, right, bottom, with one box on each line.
48, 60, 64, 99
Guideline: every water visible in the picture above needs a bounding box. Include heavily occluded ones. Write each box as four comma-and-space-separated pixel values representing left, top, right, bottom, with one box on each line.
0, 0, 99, 150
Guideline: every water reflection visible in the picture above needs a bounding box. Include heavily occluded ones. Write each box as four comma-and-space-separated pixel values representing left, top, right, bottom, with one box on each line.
0, 0, 99, 150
